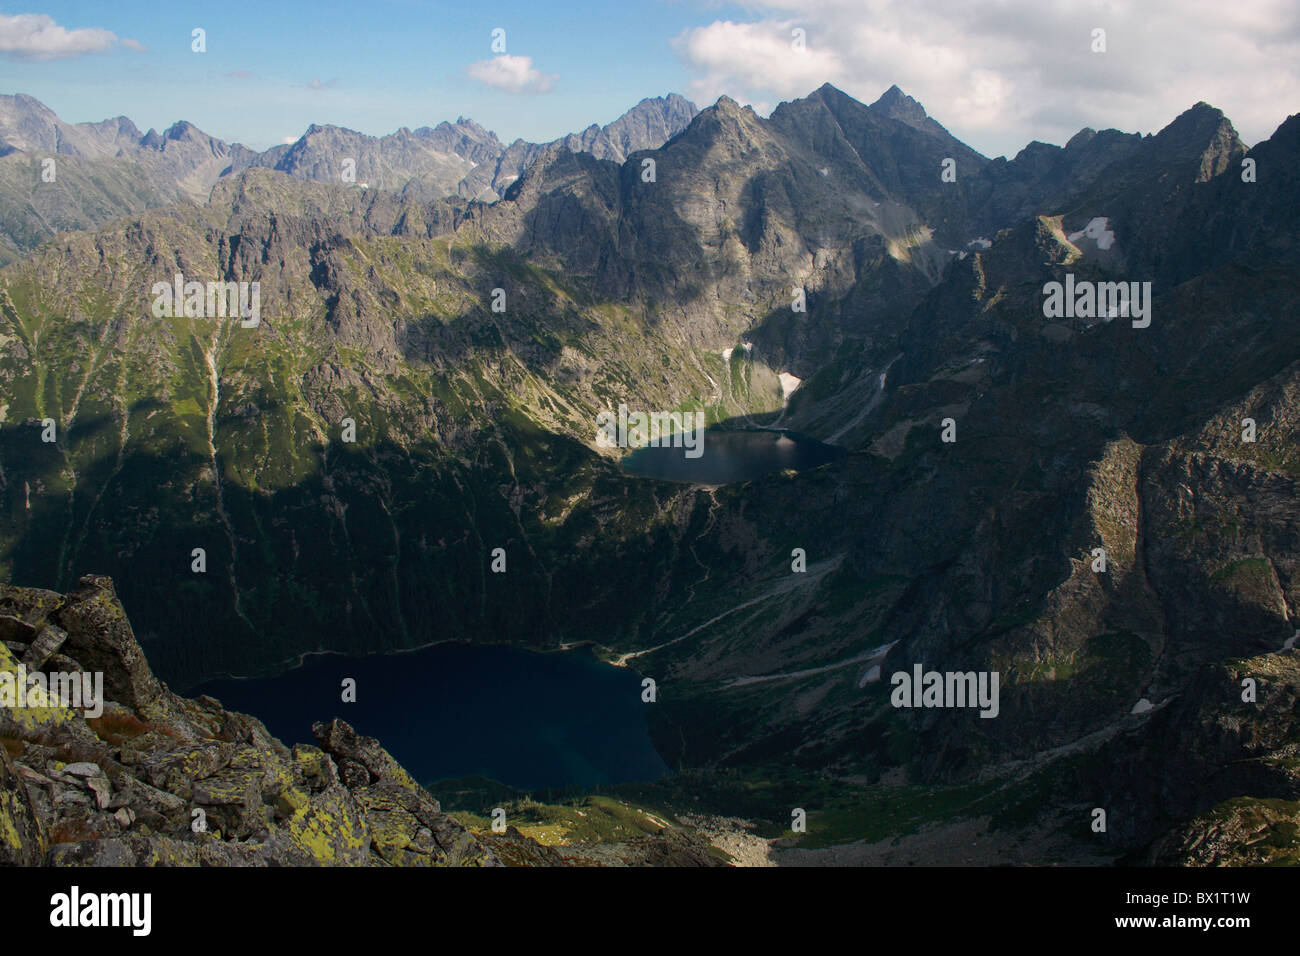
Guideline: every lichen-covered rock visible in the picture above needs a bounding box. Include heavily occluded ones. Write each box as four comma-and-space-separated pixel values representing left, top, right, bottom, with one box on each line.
22, 623, 68, 671
0, 744, 45, 864
0, 587, 64, 628
191, 770, 265, 840
313, 718, 422, 792
140, 742, 234, 797
281, 783, 374, 866
53, 576, 166, 713
351, 781, 496, 867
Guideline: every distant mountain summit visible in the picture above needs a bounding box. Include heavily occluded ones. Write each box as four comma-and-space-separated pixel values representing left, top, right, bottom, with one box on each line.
0, 92, 140, 157
869, 83, 943, 133
557, 93, 699, 163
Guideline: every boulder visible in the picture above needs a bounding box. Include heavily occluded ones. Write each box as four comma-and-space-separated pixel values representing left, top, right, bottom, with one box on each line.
312, 719, 421, 792
22, 623, 68, 671
53, 576, 164, 712
351, 781, 498, 867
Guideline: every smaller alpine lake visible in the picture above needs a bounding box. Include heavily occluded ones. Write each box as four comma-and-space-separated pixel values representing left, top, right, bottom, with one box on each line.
621, 428, 845, 483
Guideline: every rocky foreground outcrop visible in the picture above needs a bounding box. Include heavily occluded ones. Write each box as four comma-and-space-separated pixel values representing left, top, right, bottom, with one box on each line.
0, 574, 504, 866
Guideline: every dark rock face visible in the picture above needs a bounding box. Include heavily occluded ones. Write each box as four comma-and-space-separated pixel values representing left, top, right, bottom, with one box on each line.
1095, 653, 1300, 855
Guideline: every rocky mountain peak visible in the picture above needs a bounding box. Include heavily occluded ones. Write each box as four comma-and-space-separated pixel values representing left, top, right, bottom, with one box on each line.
441, 116, 491, 138
0, 92, 58, 122
712, 94, 744, 116
1064, 127, 1098, 150
0, 93, 66, 153
1266, 110, 1300, 149
868, 83, 930, 126
162, 120, 202, 142
1148, 100, 1245, 181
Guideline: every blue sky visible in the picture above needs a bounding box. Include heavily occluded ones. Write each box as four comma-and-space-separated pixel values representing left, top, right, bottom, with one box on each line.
1, 0, 723, 148
3, 1, 1299, 157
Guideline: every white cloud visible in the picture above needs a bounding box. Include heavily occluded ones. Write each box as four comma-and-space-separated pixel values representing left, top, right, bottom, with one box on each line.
952, 69, 1008, 130
674, 0, 1300, 156
0, 13, 135, 60
465, 54, 556, 94
672, 19, 845, 102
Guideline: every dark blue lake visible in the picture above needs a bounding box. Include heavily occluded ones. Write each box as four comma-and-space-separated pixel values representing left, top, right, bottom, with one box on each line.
193, 643, 668, 791
622, 429, 844, 483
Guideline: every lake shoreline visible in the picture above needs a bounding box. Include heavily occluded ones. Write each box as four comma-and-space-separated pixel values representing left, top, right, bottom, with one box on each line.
192, 640, 670, 792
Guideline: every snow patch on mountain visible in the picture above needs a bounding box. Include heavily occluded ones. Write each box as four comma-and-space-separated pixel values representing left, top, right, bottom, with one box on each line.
1068, 216, 1115, 250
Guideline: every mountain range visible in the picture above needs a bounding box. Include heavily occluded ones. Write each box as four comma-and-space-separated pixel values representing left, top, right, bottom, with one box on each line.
1, 80, 1298, 866
0, 91, 698, 265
